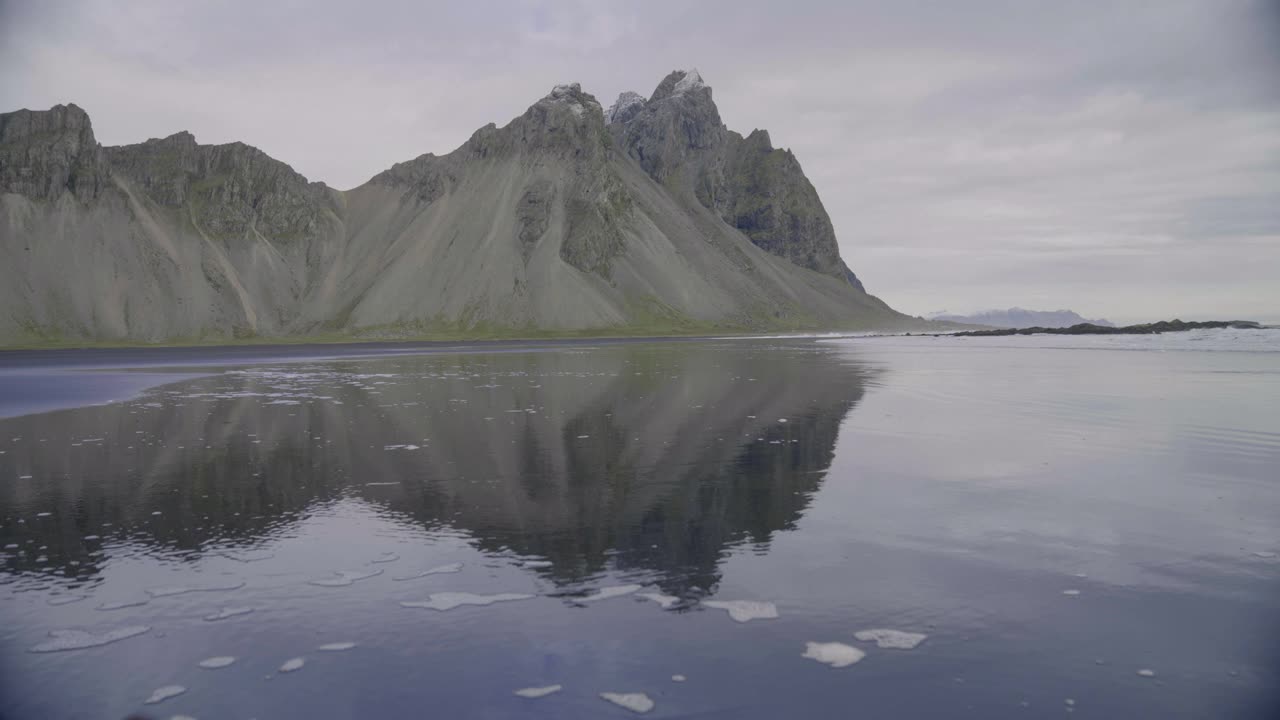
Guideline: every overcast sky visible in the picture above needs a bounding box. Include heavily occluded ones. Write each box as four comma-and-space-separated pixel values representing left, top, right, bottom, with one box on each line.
2, 0, 1277, 323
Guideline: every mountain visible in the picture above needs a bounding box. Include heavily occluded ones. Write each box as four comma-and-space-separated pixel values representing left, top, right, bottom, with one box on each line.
930, 308, 1115, 329
0, 70, 918, 345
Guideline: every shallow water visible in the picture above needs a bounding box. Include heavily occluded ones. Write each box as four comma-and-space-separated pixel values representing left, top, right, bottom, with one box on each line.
0, 334, 1278, 718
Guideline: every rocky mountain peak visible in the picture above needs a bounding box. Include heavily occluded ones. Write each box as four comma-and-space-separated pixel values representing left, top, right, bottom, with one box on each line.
606, 91, 646, 125
0, 103, 108, 202
617, 69, 726, 192
650, 69, 712, 104
538, 82, 603, 121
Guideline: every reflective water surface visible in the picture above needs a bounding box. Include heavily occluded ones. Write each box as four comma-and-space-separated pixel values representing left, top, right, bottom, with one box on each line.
1, 336, 1277, 718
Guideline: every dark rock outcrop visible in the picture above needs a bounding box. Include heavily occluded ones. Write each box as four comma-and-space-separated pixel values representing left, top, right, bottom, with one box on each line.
0, 103, 108, 202
104, 131, 334, 240
951, 320, 1262, 337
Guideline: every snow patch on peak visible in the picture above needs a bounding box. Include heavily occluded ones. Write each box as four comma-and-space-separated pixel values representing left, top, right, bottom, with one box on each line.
673, 68, 706, 94
550, 83, 582, 99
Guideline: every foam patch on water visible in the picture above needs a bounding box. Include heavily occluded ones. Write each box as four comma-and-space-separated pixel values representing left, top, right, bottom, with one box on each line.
802, 641, 866, 668
580, 584, 641, 602
853, 629, 928, 650
309, 569, 383, 587
1253, 551, 1277, 558
204, 607, 254, 621
318, 642, 357, 651
514, 685, 562, 698
1062, 589, 1081, 596
147, 581, 245, 597
97, 598, 150, 611
520, 560, 553, 569
29, 625, 151, 653
703, 600, 778, 622
600, 692, 655, 713
198, 656, 236, 669
144, 685, 186, 704
671, 674, 687, 682
279, 657, 305, 673
638, 592, 679, 609
400, 592, 535, 611
1137, 668, 1156, 677
369, 552, 400, 564
391, 563, 463, 581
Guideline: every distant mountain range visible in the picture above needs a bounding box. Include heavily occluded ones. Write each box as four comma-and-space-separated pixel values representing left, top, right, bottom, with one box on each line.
0, 69, 926, 345
930, 308, 1115, 329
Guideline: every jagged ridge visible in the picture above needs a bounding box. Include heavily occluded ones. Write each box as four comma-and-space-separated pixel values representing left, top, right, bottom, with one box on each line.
0, 71, 912, 344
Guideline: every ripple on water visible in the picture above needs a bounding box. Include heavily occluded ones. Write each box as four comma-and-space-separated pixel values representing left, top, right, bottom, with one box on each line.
97, 598, 150, 611
308, 569, 383, 587
400, 592, 535, 611
204, 607, 254, 622
802, 641, 866, 668
29, 626, 151, 653
600, 692, 654, 714
391, 563, 463, 581
147, 581, 245, 597
702, 600, 778, 623
198, 656, 236, 669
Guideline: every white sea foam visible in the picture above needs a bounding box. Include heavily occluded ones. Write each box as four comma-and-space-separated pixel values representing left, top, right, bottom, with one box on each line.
638, 592, 679, 609
147, 581, 245, 597
600, 692, 655, 713
369, 552, 400, 564
400, 592, 535, 611
519, 560, 553, 569
198, 656, 236, 669
703, 600, 778, 622
580, 584, 641, 602
1253, 551, 1277, 558
309, 569, 383, 587
1062, 589, 1081, 596
854, 629, 928, 650
318, 642, 357, 651
204, 607, 254, 621
671, 674, 687, 682
391, 563, 463, 580
29, 625, 151, 652
514, 685, 562, 698
802, 641, 866, 668
1137, 668, 1156, 677
279, 657, 305, 673
144, 685, 186, 704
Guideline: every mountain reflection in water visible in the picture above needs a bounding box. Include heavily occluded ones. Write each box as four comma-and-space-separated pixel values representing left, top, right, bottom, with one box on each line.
0, 341, 877, 599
